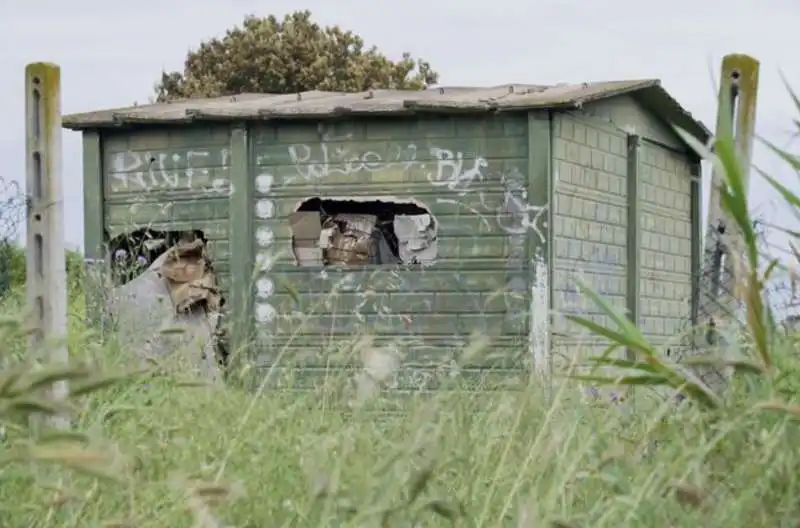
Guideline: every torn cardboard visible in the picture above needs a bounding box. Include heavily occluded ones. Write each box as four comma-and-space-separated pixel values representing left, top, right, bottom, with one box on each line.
105, 238, 225, 382
289, 211, 324, 267
159, 238, 223, 314
393, 214, 437, 265
288, 206, 435, 267
324, 213, 377, 265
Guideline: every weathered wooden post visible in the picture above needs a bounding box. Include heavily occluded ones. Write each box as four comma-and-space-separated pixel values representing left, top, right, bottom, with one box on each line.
25, 62, 69, 429
698, 54, 760, 391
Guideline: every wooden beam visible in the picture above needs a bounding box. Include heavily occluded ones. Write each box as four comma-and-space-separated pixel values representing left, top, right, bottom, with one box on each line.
625, 134, 641, 360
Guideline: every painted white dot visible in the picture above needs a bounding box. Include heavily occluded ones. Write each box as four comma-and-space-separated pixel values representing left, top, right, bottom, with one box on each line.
256, 251, 277, 271
255, 303, 277, 323
255, 277, 274, 299
255, 173, 274, 194
255, 199, 275, 219
256, 226, 274, 247
211, 178, 227, 191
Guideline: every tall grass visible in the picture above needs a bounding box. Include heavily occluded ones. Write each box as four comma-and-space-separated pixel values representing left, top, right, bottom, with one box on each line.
4, 95, 800, 527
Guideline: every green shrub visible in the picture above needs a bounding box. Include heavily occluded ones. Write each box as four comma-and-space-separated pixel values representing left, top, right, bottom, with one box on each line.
0, 243, 85, 299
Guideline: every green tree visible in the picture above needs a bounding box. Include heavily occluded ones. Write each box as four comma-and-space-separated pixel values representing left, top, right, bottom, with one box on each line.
154, 11, 439, 102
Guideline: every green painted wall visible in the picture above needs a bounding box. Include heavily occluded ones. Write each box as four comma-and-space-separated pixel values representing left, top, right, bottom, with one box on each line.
94, 127, 233, 296
581, 95, 687, 152
550, 113, 630, 366
248, 115, 535, 389
638, 140, 694, 346
550, 94, 698, 368
80, 94, 700, 387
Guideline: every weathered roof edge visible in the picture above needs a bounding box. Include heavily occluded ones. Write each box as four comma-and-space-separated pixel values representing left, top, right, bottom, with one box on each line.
61, 79, 710, 144
630, 84, 712, 146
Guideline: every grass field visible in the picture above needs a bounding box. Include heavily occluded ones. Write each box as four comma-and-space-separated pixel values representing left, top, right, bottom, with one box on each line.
3, 101, 800, 527
1, 299, 798, 528
2, 299, 800, 528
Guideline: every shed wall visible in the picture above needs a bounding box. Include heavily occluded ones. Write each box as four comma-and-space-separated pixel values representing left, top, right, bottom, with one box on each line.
550, 113, 629, 363
582, 95, 687, 152
249, 115, 533, 389
83, 95, 699, 385
99, 127, 233, 296
551, 95, 698, 365
638, 140, 693, 346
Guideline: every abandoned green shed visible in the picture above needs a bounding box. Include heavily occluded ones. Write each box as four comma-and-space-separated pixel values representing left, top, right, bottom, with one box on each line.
63, 79, 709, 389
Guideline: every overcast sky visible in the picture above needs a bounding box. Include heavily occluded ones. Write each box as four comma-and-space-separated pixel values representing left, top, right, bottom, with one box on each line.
0, 0, 798, 257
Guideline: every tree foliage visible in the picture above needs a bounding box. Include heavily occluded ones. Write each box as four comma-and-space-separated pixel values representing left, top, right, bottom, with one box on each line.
154, 11, 440, 102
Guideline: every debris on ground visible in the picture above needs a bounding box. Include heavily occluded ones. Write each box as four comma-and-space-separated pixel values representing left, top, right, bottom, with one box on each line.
105, 235, 226, 382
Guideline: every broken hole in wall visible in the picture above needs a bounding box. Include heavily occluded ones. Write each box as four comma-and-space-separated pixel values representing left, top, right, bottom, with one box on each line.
289, 197, 438, 266
105, 227, 229, 372
107, 228, 208, 286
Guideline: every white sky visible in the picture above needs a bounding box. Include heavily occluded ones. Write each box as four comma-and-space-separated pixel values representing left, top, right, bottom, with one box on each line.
0, 0, 798, 255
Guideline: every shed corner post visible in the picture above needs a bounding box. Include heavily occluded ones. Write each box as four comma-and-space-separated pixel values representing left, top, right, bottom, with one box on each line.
81, 129, 107, 327
689, 156, 702, 327
228, 122, 255, 382
625, 134, 642, 361
526, 110, 552, 380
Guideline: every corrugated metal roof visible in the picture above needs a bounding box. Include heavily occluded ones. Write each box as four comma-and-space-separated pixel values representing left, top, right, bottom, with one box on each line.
61, 79, 710, 142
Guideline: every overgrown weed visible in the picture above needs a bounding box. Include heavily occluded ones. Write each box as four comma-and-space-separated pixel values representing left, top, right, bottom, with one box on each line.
4, 90, 800, 528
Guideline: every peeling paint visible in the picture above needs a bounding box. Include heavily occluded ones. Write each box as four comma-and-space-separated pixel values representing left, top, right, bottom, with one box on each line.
255, 199, 275, 219
531, 255, 549, 374
255, 135, 553, 376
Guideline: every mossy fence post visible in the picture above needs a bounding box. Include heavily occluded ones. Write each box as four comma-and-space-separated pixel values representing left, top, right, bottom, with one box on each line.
25, 62, 69, 430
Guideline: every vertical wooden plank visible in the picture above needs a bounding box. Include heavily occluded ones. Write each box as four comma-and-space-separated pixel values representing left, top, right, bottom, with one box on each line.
228, 124, 254, 377
625, 135, 641, 360
689, 157, 702, 326
25, 62, 68, 429
82, 131, 104, 257
527, 110, 551, 376
81, 131, 107, 327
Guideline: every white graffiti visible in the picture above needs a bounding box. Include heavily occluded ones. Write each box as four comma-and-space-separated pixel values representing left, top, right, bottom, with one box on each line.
287, 143, 419, 181
426, 148, 488, 194
497, 192, 548, 242
435, 189, 547, 243
109, 148, 231, 193
435, 198, 492, 230
284, 140, 548, 242
286, 142, 492, 195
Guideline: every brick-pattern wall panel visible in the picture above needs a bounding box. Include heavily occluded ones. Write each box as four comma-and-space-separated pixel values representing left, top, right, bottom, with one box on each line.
638, 141, 693, 346
580, 95, 686, 153
101, 126, 232, 294
551, 114, 628, 363
249, 115, 531, 389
